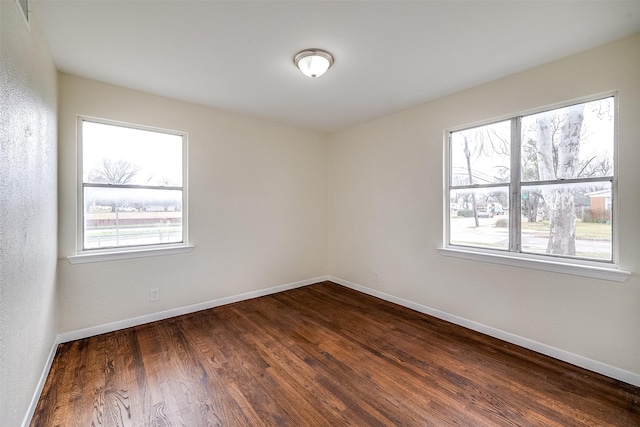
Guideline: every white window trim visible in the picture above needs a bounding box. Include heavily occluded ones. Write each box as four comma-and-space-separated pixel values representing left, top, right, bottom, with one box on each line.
438, 247, 629, 282
442, 92, 628, 281
71, 116, 191, 263
68, 244, 194, 264
15, 0, 30, 30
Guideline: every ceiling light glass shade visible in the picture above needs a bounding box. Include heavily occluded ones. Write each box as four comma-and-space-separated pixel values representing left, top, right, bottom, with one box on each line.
294, 49, 334, 79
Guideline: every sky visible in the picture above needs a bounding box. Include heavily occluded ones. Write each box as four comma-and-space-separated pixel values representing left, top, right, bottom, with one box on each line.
82, 120, 183, 187
450, 96, 614, 184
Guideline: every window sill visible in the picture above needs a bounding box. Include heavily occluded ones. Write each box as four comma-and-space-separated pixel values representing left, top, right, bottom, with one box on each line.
438, 247, 630, 282
68, 244, 194, 264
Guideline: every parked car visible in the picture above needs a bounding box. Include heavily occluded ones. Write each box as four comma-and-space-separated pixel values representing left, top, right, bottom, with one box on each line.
88, 205, 112, 213
476, 202, 504, 218
477, 207, 493, 218
117, 206, 137, 212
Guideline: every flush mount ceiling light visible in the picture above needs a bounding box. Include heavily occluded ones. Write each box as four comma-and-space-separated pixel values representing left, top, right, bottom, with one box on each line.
293, 49, 334, 79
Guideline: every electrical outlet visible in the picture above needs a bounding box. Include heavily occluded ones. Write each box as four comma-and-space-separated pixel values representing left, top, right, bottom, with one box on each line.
373, 271, 379, 282
150, 288, 160, 302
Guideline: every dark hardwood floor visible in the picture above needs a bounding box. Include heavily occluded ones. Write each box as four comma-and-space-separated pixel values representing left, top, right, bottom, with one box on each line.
32, 281, 639, 426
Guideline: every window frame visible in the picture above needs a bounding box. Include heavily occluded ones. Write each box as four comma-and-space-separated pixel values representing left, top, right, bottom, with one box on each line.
442, 93, 629, 282
69, 116, 192, 263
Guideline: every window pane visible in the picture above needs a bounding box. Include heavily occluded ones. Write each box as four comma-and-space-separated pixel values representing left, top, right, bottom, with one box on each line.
83, 121, 183, 187
450, 121, 510, 185
521, 97, 614, 182
450, 187, 509, 250
521, 181, 611, 261
84, 186, 183, 250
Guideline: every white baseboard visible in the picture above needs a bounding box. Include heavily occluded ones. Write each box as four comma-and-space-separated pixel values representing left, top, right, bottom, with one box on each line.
329, 275, 640, 388
23, 275, 329, 427
58, 275, 330, 344
21, 337, 60, 427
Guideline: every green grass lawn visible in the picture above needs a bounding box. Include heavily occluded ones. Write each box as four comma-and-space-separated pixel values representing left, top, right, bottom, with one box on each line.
522, 220, 611, 240
451, 215, 611, 241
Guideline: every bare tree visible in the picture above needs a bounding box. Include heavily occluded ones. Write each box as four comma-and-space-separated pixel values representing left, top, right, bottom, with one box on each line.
521, 190, 543, 223
88, 159, 140, 184
463, 136, 480, 227
535, 104, 585, 256
577, 155, 612, 178
85, 159, 141, 213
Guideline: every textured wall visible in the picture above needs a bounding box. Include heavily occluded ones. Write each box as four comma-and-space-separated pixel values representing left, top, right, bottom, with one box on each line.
328, 34, 640, 376
0, 1, 58, 425
57, 74, 328, 333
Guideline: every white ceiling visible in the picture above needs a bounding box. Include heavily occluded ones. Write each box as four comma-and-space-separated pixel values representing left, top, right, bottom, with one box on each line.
33, 1, 640, 133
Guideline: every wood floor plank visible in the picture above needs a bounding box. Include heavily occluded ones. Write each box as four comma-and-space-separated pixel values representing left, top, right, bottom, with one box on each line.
136, 321, 189, 426
155, 319, 225, 426
31, 343, 72, 427
236, 303, 386, 425
80, 335, 107, 427
31, 282, 640, 426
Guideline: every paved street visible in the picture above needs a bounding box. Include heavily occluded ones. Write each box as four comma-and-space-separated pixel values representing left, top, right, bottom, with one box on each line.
450, 216, 611, 260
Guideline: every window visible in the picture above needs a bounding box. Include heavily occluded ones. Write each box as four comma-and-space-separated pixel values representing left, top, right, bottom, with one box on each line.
77, 117, 188, 257
16, 0, 29, 27
446, 96, 615, 264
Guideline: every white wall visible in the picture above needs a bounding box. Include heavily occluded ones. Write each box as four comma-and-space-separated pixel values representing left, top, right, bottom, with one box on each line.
0, 2, 58, 425
57, 74, 328, 333
328, 34, 640, 377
